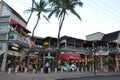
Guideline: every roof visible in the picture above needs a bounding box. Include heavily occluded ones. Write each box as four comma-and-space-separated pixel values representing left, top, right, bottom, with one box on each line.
86, 32, 104, 37
0, 1, 30, 33
0, 1, 27, 24
102, 30, 120, 41
61, 35, 85, 41
44, 36, 57, 41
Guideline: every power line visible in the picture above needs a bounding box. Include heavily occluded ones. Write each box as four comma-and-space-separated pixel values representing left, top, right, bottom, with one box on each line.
91, 0, 120, 19
84, 0, 120, 23
4, 0, 31, 7
98, 0, 120, 16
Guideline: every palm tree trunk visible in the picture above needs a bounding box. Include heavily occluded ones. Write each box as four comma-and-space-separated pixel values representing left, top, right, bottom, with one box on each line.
56, 12, 65, 67
57, 12, 66, 50
26, 0, 34, 27
32, 16, 40, 38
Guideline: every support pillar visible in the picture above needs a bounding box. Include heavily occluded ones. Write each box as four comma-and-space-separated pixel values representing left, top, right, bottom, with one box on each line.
1, 51, 7, 72
115, 55, 119, 72
100, 56, 103, 71
85, 54, 87, 66
85, 54, 87, 72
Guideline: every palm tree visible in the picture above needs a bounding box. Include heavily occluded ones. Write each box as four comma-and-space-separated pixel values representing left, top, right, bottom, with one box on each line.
48, 0, 83, 50
20, 0, 50, 62
25, 0, 50, 38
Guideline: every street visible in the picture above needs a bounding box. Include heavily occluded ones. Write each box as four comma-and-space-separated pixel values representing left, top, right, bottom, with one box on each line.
0, 71, 120, 80
57, 74, 120, 80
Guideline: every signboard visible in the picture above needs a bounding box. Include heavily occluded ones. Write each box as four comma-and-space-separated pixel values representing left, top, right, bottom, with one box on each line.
95, 50, 109, 56
8, 44, 19, 51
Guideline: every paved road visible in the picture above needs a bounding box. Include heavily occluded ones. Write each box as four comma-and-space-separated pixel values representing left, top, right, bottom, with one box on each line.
0, 71, 120, 80
57, 74, 120, 80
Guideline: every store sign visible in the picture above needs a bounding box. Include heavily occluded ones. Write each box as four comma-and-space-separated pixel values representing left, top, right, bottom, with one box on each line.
8, 45, 19, 51
95, 50, 109, 56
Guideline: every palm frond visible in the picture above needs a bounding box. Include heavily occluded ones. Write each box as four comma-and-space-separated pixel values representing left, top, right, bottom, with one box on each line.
69, 8, 82, 21
43, 14, 50, 23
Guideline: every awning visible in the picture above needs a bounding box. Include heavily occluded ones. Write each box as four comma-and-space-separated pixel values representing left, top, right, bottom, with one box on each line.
10, 19, 31, 33
58, 52, 81, 60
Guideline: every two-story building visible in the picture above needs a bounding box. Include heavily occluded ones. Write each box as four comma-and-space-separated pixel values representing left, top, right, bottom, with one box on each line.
0, 0, 120, 72
86, 31, 120, 72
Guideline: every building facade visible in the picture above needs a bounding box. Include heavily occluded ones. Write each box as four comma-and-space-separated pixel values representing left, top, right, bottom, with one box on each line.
0, 1, 30, 71
0, 1, 120, 72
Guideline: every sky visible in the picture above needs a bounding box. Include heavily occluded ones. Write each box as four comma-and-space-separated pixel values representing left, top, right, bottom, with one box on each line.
3, 0, 120, 40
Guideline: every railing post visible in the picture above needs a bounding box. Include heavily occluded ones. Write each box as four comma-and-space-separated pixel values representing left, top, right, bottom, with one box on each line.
24, 67, 27, 73
55, 68, 57, 73
41, 68, 44, 73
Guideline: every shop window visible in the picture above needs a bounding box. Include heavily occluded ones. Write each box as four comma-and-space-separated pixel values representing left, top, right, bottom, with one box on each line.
9, 34, 14, 39
8, 45, 19, 51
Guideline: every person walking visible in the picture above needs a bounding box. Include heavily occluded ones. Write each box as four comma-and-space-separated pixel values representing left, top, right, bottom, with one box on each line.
44, 61, 50, 74
32, 62, 36, 73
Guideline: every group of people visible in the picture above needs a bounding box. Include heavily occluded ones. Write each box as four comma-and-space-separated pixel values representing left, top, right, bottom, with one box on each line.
7, 60, 77, 73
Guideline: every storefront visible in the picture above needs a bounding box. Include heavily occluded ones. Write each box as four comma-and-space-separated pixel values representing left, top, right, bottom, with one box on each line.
57, 52, 81, 70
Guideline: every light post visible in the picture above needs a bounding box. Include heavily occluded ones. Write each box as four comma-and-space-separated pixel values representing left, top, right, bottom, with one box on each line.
92, 41, 96, 75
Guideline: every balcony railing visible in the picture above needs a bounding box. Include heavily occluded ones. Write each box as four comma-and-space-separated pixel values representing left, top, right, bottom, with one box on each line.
33, 45, 118, 55
9, 32, 27, 43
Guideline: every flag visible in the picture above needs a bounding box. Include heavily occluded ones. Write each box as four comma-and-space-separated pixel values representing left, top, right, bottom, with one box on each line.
26, 36, 35, 48
118, 49, 120, 55
116, 41, 120, 55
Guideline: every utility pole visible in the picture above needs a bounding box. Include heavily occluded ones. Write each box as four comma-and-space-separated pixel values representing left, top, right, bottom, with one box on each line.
92, 41, 96, 75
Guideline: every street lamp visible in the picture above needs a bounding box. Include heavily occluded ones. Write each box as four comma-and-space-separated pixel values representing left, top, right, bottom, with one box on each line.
92, 41, 96, 75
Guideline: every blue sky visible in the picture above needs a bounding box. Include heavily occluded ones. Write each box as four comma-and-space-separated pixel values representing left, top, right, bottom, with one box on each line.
3, 0, 120, 39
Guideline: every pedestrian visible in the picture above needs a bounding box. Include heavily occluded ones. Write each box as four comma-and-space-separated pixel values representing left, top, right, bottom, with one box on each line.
44, 61, 50, 74
32, 62, 36, 73
65, 62, 70, 72
71, 63, 76, 71
7, 60, 11, 70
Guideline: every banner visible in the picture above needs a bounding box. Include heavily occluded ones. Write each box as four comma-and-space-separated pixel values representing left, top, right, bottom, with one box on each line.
26, 36, 35, 48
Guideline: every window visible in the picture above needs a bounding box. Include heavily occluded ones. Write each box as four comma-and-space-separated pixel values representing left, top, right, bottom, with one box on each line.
0, 25, 7, 32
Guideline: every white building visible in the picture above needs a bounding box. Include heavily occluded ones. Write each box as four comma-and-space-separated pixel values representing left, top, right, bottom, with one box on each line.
0, 1, 30, 71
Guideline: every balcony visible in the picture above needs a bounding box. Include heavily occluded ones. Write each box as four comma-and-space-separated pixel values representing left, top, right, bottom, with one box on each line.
31, 43, 118, 55
8, 32, 29, 48
9, 32, 26, 42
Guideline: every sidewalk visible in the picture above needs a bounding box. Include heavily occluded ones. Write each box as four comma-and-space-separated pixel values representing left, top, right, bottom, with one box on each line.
0, 71, 120, 80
